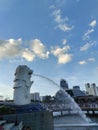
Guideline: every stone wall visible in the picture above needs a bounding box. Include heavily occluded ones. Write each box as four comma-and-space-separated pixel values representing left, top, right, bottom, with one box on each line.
2, 111, 53, 130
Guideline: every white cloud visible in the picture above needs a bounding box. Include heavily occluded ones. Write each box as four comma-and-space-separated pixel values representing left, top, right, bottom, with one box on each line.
80, 41, 96, 51
51, 45, 72, 64
82, 19, 97, 41
51, 45, 70, 56
49, 5, 56, 10
88, 58, 95, 61
82, 29, 94, 40
30, 39, 49, 59
0, 38, 73, 64
78, 60, 87, 65
78, 57, 95, 65
62, 39, 67, 45
52, 8, 74, 32
52, 9, 68, 23
58, 53, 72, 64
22, 49, 35, 61
57, 24, 74, 32
80, 43, 91, 51
0, 38, 49, 61
0, 38, 22, 59
89, 20, 97, 27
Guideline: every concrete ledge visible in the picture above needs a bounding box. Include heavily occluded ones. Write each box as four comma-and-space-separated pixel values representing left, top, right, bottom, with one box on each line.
1, 111, 53, 130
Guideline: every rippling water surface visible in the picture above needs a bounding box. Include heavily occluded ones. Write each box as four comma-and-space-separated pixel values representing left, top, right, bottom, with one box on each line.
54, 116, 98, 130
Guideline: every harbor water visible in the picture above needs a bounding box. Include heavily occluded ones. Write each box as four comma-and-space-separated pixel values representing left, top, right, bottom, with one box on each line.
54, 116, 98, 130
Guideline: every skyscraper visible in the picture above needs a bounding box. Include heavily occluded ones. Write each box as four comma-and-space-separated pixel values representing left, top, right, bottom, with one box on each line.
31, 92, 40, 101
85, 83, 98, 96
60, 79, 69, 90
72, 86, 86, 97
85, 83, 90, 95
90, 83, 98, 96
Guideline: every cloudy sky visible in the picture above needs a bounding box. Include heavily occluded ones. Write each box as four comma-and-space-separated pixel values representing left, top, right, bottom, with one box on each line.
0, 0, 98, 99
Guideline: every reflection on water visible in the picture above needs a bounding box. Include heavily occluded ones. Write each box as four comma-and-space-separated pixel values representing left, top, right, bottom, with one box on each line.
54, 114, 90, 124
54, 126, 98, 130
54, 116, 98, 130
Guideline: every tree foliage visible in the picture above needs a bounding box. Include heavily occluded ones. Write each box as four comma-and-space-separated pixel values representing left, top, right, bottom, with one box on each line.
0, 105, 16, 115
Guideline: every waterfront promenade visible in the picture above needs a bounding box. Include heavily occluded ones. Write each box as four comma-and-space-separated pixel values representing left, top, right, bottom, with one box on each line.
44, 102, 98, 116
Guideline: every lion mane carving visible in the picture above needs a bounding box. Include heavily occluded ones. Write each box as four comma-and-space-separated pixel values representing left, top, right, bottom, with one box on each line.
13, 65, 33, 105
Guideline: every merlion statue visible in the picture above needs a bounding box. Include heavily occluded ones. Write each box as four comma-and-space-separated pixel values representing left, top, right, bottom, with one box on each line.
13, 65, 33, 105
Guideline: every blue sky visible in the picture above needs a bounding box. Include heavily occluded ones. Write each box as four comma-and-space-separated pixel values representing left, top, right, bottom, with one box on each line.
0, 0, 98, 99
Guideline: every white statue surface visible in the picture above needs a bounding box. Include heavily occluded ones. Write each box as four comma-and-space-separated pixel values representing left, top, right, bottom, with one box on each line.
13, 65, 33, 105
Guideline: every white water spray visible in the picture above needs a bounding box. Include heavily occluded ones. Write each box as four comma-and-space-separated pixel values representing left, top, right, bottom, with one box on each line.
33, 74, 60, 87
33, 73, 90, 123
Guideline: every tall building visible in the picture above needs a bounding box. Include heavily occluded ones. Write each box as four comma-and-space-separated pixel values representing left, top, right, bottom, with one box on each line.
90, 83, 98, 96
72, 86, 86, 97
85, 83, 98, 96
85, 83, 90, 95
31, 92, 40, 101
73, 86, 80, 91
60, 79, 69, 90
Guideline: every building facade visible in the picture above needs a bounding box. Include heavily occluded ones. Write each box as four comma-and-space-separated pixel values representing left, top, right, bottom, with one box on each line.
72, 86, 86, 97
31, 92, 40, 101
60, 79, 69, 90
85, 83, 98, 96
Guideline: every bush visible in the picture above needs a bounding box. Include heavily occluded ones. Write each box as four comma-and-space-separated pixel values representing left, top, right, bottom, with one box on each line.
0, 105, 16, 115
